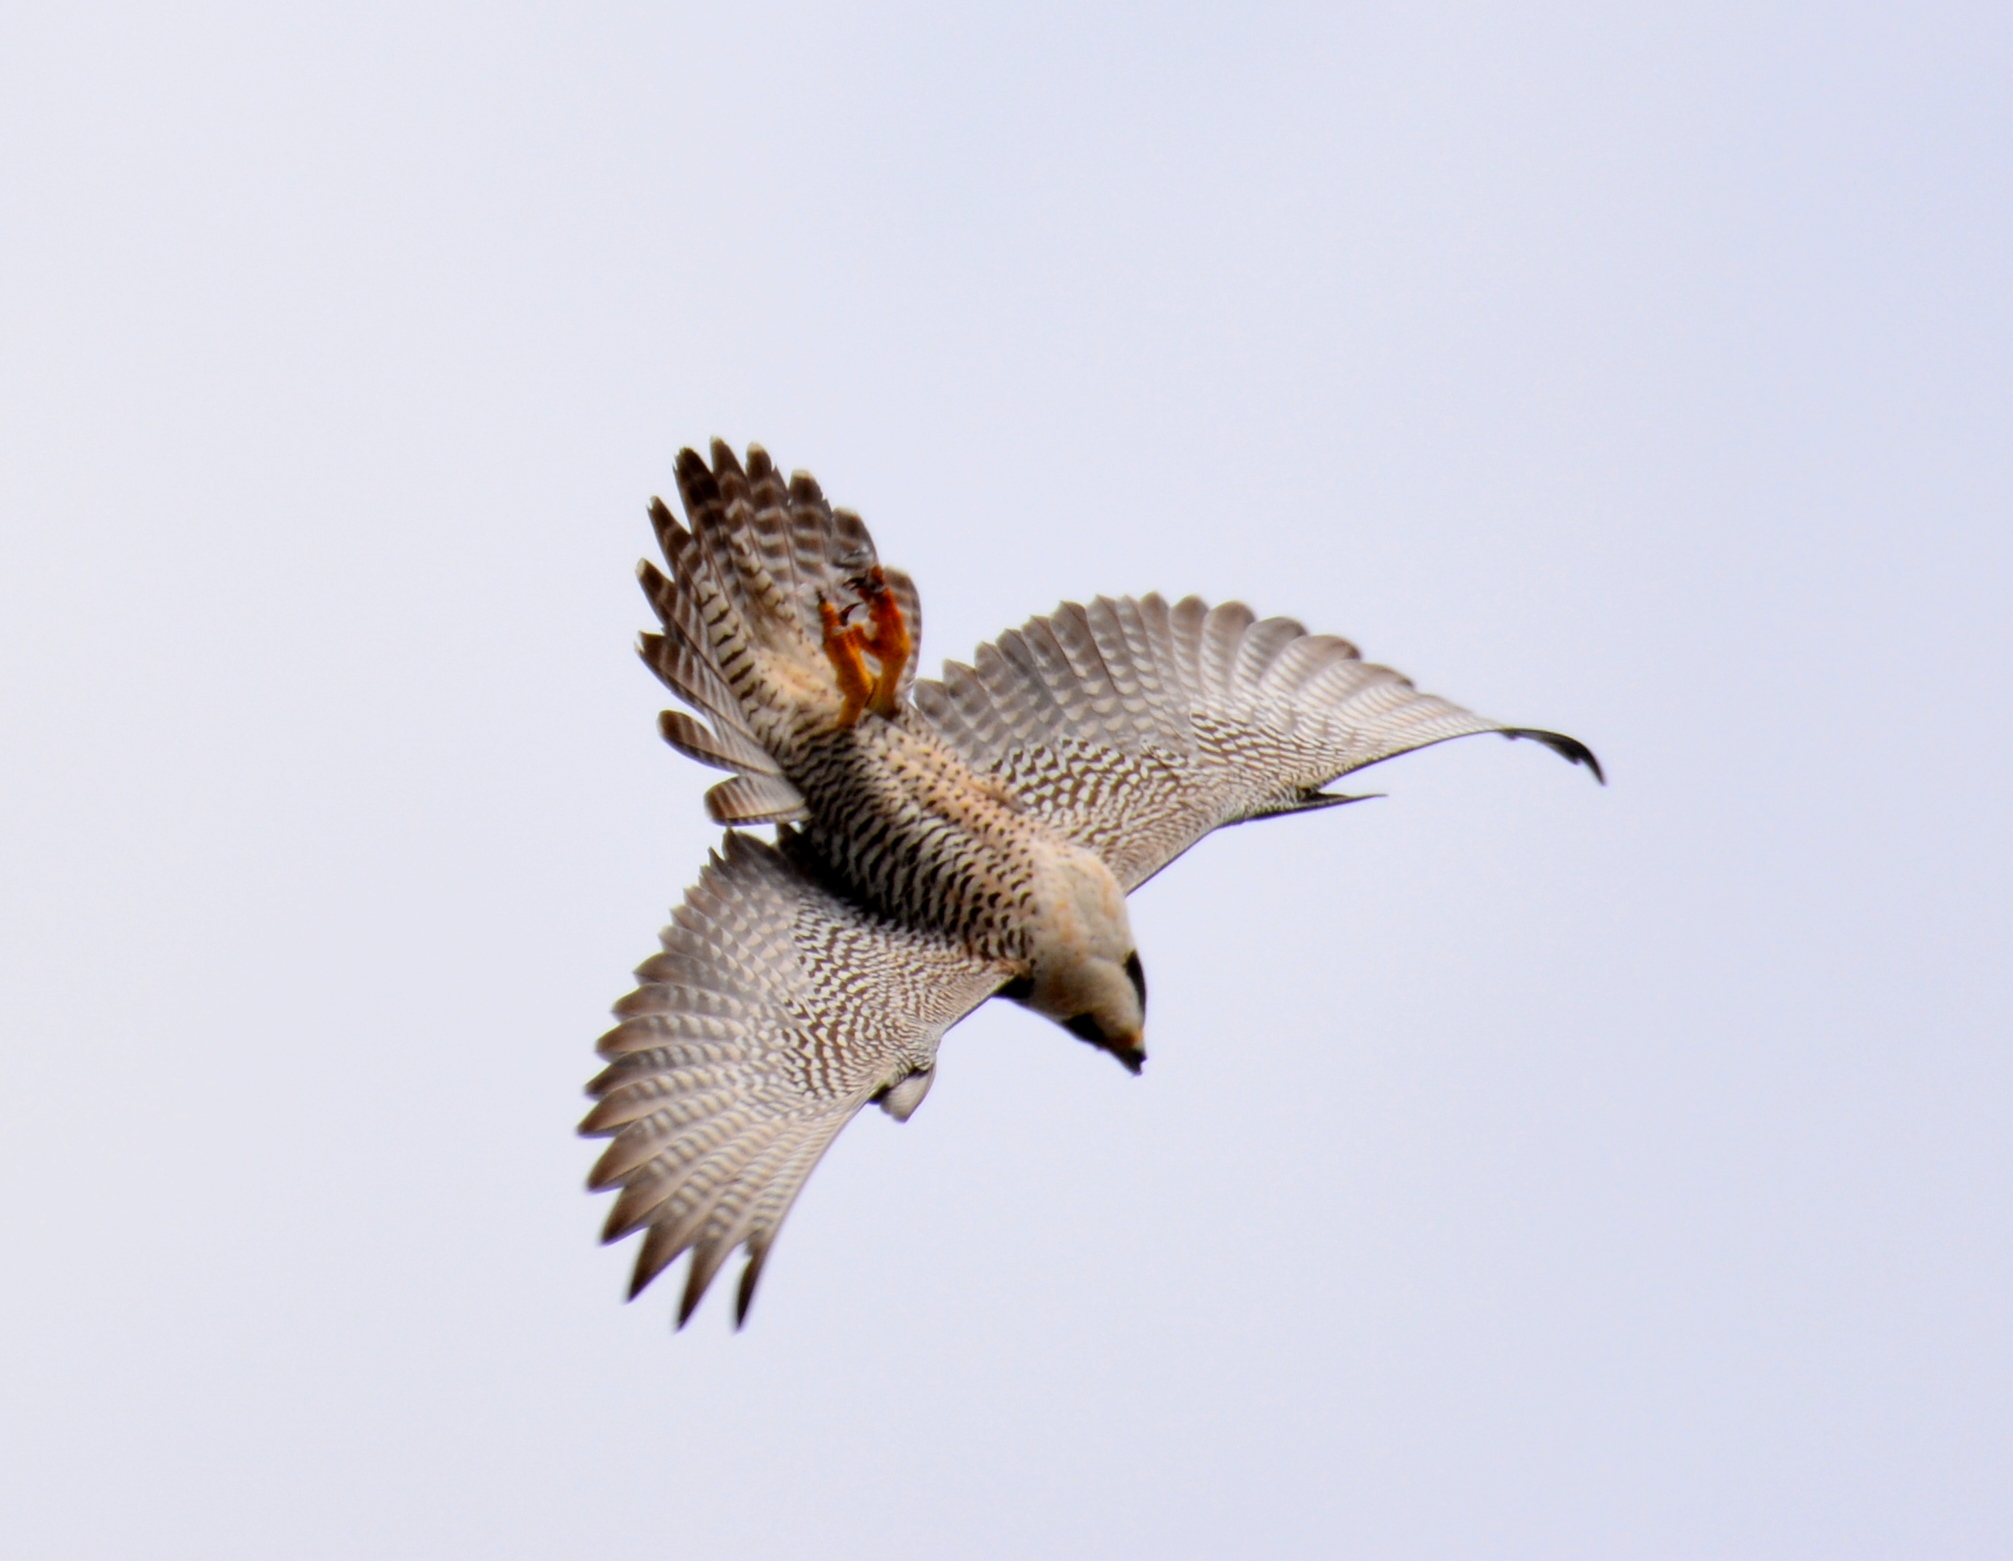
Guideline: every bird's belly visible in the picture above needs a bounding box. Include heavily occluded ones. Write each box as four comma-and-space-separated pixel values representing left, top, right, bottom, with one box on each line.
792, 718, 1060, 962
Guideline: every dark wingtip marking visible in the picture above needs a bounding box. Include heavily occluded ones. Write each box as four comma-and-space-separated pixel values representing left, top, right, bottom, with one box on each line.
1223, 790, 1382, 828
1502, 728, 1605, 785
1294, 790, 1382, 814
734, 1248, 769, 1329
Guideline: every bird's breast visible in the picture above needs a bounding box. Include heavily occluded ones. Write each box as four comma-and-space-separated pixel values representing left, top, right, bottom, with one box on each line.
792, 716, 1085, 962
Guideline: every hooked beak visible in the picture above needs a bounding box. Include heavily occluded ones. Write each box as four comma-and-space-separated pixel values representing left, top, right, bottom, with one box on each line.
1062, 1014, 1147, 1074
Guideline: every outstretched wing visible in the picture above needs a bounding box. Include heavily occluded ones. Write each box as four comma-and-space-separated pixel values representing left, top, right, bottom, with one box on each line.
911, 594, 1600, 890
582, 829, 1006, 1327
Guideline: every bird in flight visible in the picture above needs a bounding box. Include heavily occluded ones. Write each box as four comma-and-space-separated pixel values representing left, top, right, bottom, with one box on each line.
584, 441, 1601, 1328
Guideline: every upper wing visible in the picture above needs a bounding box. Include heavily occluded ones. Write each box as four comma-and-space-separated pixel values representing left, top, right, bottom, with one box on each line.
911, 594, 1600, 890
582, 829, 1006, 1327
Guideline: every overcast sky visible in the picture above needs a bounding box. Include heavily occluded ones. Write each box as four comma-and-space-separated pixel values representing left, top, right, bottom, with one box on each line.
2, 3, 2008, 1557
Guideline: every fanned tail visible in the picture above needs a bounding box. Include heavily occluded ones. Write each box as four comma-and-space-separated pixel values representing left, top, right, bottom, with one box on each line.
636, 441, 920, 825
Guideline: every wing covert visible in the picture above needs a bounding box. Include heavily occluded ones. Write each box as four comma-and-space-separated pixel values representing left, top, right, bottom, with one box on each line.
911, 593, 1599, 889
582, 828, 1006, 1327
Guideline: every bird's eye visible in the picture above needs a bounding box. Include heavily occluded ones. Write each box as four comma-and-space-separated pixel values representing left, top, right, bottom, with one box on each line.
1124, 951, 1147, 1012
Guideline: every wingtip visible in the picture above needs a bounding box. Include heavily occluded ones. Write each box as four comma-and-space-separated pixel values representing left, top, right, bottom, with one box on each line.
734, 1245, 771, 1329
1503, 728, 1605, 785
677, 1246, 723, 1329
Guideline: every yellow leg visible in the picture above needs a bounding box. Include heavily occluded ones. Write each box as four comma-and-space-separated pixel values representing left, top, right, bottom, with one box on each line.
855, 568, 913, 719
820, 599, 873, 727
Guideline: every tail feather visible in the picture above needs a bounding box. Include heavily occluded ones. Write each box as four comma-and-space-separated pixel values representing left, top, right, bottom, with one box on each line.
705, 773, 810, 826
689, 445, 799, 652
883, 567, 923, 706
676, 447, 761, 644
742, 447, 813, 614
637, 627, 753, 743
657, 710, 780, 777
639, 442, 907, 820
787, 473, 851, 621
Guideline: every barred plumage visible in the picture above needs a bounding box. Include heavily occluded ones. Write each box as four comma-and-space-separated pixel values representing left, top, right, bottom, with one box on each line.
589, 440, 1602, 1328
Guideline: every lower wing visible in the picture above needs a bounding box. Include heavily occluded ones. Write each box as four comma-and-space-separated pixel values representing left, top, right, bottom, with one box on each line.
582, 829, 1006, 1326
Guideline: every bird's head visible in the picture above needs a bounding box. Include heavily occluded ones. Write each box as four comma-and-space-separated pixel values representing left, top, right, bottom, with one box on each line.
1056, 949, 1148, 1073
1003, 948, 1145, 1074
1007, 846, 1148, 1072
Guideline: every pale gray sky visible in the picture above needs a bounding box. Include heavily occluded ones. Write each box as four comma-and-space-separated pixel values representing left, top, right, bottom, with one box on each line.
2, 3, 2008, 1557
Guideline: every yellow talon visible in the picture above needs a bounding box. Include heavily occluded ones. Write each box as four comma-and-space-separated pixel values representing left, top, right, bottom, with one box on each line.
855, 567, 913, 719
820, 599, 874, 728
821, 568, 912, 727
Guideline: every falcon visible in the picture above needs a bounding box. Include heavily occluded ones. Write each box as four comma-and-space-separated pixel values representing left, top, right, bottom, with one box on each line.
584, 441, 1601, 1327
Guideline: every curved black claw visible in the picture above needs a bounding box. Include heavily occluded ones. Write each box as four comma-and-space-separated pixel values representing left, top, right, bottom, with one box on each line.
1501, 728, 1605, 785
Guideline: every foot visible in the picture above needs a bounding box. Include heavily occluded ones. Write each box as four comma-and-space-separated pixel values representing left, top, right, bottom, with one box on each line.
820, 598, 874, 727
851, 567, 913, 719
